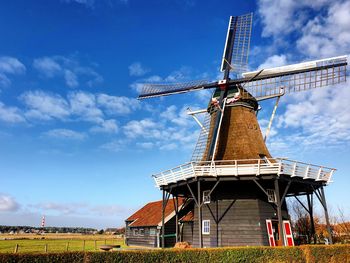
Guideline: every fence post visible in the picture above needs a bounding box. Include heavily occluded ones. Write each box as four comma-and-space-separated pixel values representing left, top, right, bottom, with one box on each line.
104, 239, 106, 245
66, 242, 69, 251
44, 244, 48, 253
94, 240, 97, 250
83, 240, 85, 251
14, 244, 19, 253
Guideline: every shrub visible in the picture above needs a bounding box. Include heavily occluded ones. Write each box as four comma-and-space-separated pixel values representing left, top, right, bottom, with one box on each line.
0, 245, 349, 263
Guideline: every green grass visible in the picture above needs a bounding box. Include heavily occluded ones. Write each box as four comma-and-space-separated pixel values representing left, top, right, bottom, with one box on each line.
0, 238, 125, 253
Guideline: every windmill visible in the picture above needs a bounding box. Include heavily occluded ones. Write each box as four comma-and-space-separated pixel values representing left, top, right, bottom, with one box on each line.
138, 13, 347, 248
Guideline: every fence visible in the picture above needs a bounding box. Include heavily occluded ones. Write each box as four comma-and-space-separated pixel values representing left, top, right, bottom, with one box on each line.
0, 239, 124, 253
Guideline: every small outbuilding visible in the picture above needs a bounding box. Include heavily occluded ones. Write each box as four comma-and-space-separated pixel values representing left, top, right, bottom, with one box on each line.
125, 198, 193, 247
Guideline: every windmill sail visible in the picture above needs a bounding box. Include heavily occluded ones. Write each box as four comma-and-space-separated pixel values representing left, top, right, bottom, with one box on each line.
191, 110, 216, 162
138, 80, 212, 99
220, 13, 253, 75
240, 56, 347, 100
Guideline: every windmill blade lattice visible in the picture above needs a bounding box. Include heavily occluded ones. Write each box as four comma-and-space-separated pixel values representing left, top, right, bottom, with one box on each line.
221, 13, 253, 75
240, 56, 347, 100
191, 110, 217, 162
139, 80, 211, 99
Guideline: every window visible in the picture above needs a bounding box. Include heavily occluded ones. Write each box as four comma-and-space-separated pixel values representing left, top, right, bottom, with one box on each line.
133, 229, 138, 236
202, 220, 210, 235
203, 190, 211, 204
267, 189, 276, 203
149, 228, 156, 236
139, 229, 145, 236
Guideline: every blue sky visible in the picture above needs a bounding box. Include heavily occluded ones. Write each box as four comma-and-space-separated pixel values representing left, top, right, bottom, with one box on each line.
0, 0, 349, 229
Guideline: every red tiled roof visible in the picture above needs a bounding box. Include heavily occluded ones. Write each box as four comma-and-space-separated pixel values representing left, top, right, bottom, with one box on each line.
180, 210, 194, 222
126, 198, 184, 227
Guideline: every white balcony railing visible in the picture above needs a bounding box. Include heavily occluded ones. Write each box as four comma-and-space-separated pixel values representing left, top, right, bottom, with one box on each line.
152, 158, 335, 187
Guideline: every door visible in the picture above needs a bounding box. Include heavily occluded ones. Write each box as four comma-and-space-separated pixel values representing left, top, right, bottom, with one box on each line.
265, 219, 276, 246
283, 220, 294, 246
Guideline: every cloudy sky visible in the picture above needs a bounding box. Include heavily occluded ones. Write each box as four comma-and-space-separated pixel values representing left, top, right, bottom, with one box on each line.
0, 0, 349, 229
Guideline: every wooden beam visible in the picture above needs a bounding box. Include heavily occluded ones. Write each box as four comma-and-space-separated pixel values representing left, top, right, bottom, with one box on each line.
197, 180, 203, 248
281, 181, 291, 203
186, 183, 199, 206
294, 196, 310, 214
252, 179, 269, 197
320, 186, 333, 244
307, 193, 316, 244
274, 179, 285, 246
161, 190, 165, 249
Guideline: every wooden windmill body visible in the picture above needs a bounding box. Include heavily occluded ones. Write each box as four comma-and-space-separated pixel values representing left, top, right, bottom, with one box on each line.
139, 13, 347, 248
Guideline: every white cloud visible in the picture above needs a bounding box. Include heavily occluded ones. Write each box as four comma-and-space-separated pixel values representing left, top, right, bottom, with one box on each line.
100, 139, 125, 152
0, 56, 26, 87
272, 84, 350, 152
43, 129, 87, 140
34, 201, 129, 217
64, 69, 79, 87
33, 57, 61, 77
33, 56, 103, 88
258, 0, 329, 38
258, 0, 350, 59
122, 105, 199, 152
136, 142, 154, 149
0, 57, 26, 75
62, 0, 95, 8
68, 91, 104, 123
38, 202, 85, 215
123, 119, 159, 138
128, 62, 149, 76
0, 102, 25, 123
258, 54, 288, 69
160, 143, 178, 150
90, 119, 118, 134
97, 94, 140, 115
0, 194, 20, 212
297, 1, 350, 57
20, 90, 70, 121
160, 105, 194, 127
18, 90, 139, 136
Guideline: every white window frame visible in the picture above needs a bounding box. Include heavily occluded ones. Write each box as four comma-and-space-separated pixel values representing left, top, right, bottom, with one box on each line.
133, 229, 138, 236
203, 190, 211, 204
149, 228, 156, 236
202, 220, 210, 235
139, 228, 145, 236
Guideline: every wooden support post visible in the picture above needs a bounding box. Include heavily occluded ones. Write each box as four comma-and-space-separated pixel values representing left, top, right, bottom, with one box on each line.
307, 193, 316, 244
274, 179, 285, 246
216, 199, 219, 247
14, 244, 18, 253
94, 240, 97, 250
175, 196, 179, 243
66, 242, 70, 251
44, 244, 48, 253
320, 186, 333, 244
162, 189, 165, 249
198, 180, 202, 248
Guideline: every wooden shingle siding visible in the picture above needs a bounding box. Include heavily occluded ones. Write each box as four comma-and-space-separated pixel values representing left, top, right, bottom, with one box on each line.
126, 226, 158, 247
191, 198, 289, 247
181, 222, 194, 244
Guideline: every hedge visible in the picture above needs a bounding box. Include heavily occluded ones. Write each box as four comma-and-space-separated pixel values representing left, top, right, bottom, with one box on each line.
0, 245, 349, 263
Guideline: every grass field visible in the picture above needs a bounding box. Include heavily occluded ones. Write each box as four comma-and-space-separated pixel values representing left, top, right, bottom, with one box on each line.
0, 234, 125, 253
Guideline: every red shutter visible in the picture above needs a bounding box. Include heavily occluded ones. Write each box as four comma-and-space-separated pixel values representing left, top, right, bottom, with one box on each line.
265, 220, 276, 247
283, 220, 294, 246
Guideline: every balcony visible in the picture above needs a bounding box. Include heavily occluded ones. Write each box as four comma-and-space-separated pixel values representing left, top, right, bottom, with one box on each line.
152, 158, 335, 187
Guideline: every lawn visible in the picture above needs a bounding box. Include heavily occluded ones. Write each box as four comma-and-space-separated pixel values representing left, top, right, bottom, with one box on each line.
0, 234, 125, 253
